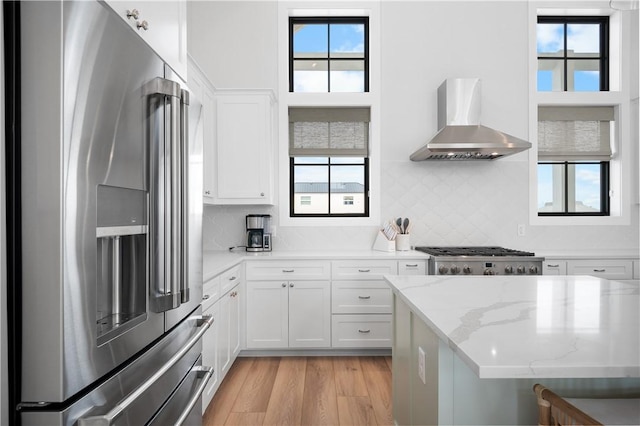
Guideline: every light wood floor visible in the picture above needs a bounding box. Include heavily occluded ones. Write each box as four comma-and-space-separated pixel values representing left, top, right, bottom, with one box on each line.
203, 356, 393, 426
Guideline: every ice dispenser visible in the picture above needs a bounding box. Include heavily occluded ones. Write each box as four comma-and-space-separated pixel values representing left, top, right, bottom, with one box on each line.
96, 185, 148, 345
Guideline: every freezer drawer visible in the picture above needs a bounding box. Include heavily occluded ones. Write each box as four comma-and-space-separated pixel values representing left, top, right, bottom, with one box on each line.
22, 307, 213, 426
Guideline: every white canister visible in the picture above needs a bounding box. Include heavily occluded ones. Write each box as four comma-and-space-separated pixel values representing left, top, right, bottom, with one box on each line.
395, 234, 411, 251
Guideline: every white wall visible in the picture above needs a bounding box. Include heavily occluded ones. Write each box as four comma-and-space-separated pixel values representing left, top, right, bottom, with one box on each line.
188, 1, 639, 254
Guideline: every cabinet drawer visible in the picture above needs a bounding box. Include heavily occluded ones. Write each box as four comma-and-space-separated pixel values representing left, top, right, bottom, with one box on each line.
203, 276, 221, 309
220, 265, 242, 294
567, 259, 633, 280
543, 260, 567, 275
634, 261, 639, 280
398, 260, 426, 275
246, 260, 330, 281
332, 281, 391, 314
331, 314, 392, 348
331, 260, 397, 280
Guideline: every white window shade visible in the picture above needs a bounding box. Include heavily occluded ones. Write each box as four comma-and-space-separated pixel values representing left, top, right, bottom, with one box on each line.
289, 107, 370, 156
538, 106, 615, 161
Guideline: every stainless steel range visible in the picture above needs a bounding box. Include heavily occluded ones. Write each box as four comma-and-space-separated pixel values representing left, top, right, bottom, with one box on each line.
414, 246, 544, 276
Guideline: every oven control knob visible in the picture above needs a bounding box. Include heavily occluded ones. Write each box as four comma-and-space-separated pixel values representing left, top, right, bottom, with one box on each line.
438, 265, 449, 275
529, 265, 539, 275
517, 265, 526, 274
450, 265, 460, 274
483, 268, 495, 275
462, 265, 472, 274
504, 265, 514, 274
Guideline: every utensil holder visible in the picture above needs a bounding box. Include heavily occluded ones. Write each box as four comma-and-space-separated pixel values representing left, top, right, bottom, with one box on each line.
395, 234, 411, 251
373, 230, 395, 252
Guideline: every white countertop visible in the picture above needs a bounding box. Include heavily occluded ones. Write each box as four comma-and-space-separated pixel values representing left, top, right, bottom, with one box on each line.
385, 274, 640, 379
203, 249, 429, 281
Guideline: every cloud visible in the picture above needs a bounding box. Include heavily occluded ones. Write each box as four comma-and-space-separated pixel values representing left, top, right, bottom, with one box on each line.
576, 168, 601, 186
567, 24, 600, 53
537, 23, 563, 53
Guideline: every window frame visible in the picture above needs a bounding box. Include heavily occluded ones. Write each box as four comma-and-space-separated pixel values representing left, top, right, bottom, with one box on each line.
537, 16, 610, 92
537, 161, 610, 216
289, 156, 370, 218
289, 16, 370, 93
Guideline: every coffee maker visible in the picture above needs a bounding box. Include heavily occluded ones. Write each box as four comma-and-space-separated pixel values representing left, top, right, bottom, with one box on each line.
246, 214, 272, 252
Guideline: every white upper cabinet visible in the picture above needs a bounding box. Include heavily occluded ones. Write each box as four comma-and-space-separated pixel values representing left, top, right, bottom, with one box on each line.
187, 57, 216, 201
210, 90, 276, 205
103, 1, 188, 79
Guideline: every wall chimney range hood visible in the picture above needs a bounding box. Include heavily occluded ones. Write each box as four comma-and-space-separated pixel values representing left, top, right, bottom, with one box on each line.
410, 79, 531, 161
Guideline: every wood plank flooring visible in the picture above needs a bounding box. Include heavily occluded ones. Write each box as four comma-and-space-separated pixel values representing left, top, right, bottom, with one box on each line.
203, 356, 392, 426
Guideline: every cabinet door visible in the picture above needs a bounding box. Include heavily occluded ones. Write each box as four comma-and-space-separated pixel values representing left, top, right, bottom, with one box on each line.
288, 281, 331, 348
188, 58, 216, 202
214, 92, 274, 204
229, 285, 241, 358
543, 260, 567, 275
103, 1, 187, 78
246, 281, 288, 348
217, 291, 231, 375
201, 301, 219, 414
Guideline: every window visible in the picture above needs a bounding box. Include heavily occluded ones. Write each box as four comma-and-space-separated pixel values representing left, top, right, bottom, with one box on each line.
289, 107, 370, 217
537, 16, 609, 91
537, 106, 613, 216
290, 17, 369, 93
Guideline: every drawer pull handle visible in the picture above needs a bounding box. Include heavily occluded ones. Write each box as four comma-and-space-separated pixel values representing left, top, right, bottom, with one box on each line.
228, 276, 237, 281
282, 283, 287, 288
547, 264, 560, 268
405, 264, 418, 267
358, 269, 371, 273
202, 294, 210, 300
593, 269, 606, 272
358, 329, 371, 334
283, 269, 294, 273
358, 295, 371, 300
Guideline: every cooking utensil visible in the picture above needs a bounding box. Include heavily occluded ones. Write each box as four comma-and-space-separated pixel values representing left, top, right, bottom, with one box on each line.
396, 217, 403, 233
403, 218, 410, 234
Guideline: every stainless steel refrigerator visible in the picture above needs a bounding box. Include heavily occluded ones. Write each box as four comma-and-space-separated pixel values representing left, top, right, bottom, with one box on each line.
4, 1, 210, 424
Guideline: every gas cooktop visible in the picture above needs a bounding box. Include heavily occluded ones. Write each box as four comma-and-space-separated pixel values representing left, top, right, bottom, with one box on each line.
414, 246, 536, 257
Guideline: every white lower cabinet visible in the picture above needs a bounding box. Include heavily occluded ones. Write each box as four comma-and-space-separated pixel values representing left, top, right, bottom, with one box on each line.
329, 259, 425, 349
201, 300, 219, 414
246, 280, 331, 349
634, 261, 639, 279
201, 267, 242, 414
218, 285, 241, 376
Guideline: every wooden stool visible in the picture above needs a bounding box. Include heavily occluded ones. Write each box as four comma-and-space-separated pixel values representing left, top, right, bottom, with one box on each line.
533, 384, 640, 426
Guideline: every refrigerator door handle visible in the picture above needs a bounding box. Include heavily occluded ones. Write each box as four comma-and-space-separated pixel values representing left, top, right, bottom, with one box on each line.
174, 365, 213, 426
144, 77, 183, 312
179, 89, 190, 304
77, 314, 213, 426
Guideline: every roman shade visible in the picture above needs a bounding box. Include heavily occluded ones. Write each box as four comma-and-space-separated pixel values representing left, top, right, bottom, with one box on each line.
289, 107, 370, 157
538, 106, 615, 161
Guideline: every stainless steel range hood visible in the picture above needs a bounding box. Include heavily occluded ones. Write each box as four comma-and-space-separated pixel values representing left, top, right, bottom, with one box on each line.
410, 79, 531, 161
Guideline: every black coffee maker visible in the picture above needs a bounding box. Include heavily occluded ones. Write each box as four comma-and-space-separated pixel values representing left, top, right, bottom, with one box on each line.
246, 214, 271, 252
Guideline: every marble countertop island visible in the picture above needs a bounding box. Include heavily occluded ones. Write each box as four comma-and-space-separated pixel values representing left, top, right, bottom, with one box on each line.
385, 274, 640, 379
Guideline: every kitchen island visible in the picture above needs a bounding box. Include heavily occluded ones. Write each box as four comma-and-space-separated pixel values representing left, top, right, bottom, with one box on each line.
384, 274, 640, 425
